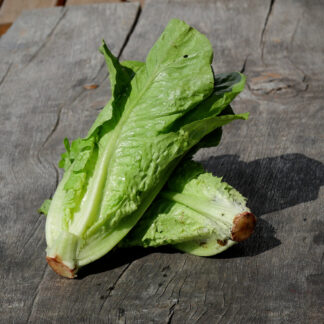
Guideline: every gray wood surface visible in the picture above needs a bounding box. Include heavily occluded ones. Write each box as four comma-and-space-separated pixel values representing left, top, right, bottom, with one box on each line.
0, 3, 140, 323
0, 7, 66, 84
1, 0, 323, 323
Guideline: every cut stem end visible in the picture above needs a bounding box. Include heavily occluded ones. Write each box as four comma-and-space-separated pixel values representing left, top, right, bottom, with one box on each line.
231, 211, 256, 242
46, 255, 77, 279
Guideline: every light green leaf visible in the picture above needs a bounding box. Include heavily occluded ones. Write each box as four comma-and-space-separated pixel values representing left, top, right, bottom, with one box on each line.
45, 19, 248, 276
38, 199, 52, 215
122, 161, 251, 256
86, 42, 136, 138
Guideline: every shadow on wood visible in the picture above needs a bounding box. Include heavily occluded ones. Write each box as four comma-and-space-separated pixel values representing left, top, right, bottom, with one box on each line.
214, 217, 280, 258
77, 245, 178, 279
78, 153, 323, 277
200, 153, 324, 216
200, 153, 324, 258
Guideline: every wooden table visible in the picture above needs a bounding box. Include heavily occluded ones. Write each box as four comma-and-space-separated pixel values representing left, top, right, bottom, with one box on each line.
0, 0, 143, 36
1, 0, 323, 322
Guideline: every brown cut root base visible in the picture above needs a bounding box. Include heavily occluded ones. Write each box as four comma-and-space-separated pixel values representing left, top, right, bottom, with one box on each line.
46, 256, 77, 279
231, 212, 257, 242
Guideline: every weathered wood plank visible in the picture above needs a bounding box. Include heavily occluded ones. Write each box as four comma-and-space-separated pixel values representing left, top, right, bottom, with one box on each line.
0, 0, 59, 24
121, 0, 270, 73
0, 7, 66, 81
0, 3, 140, 323
262, 0, 324, 92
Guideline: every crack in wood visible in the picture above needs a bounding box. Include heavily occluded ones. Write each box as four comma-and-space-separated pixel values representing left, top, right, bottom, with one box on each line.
188, 303, 200, 323
287, 12, 309, 84
240, 55, 249, 73
158, 257, 187, 302
24, 7, 68, 69
98, 262, 133, 313
165, 256, 188, 323
166, 299, 179, 324
35, 101, 65, 184
195, 309, 207, 323
36, 83, 92, 189
215, 282, 236, 324
26, 264, 48, 323
260, 0, 276, 63
117, 4, 141, 59
0, 62, 12, 88
157, 272, 176, 301
18, 215, 44, 256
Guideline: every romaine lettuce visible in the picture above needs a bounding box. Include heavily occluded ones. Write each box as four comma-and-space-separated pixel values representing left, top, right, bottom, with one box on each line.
121, 160, 256, 256
44, 19, 248, 278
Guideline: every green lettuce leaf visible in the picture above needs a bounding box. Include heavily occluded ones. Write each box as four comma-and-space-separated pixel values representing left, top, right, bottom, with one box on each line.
38, 199, 52, 215
45, 19, 247, 277
122, 160, 254, 256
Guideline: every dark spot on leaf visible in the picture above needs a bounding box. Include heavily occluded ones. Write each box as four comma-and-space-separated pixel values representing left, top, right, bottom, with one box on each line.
158, 282, 163, 287
100, 295, 106, 300
217, 239, 228, 246
183, 55, 188, 58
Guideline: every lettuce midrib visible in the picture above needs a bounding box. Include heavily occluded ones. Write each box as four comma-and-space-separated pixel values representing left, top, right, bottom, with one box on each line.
77, 156, 183, 265
68, 59, 203, 239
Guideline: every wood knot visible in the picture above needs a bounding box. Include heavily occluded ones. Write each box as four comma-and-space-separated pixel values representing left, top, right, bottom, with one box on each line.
249, 72, 307, 98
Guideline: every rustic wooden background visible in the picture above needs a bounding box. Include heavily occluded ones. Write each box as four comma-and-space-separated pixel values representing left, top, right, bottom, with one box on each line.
1, 0, 323, 323
0, 0, 144, 35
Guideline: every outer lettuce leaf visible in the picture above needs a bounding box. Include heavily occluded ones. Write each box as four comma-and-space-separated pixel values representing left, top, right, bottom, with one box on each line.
45, 19, 248, 276
86, 60, 144, 140
122, 161, 251, 256
86, 44, 139, 139
38, 199, 52, 215
121, 60, 145, 74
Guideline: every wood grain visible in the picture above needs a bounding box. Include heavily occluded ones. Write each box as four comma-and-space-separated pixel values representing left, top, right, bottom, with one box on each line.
0, 0, 59, 24
0, 7, 67, 80
0, 0, 323, 323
